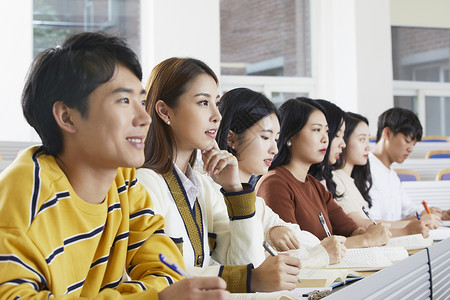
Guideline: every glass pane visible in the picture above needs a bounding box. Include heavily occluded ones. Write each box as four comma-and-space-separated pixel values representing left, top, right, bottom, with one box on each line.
33, 0, 140, 58
391, 26, 450, 82
271, 92, 308, 107
425, 96, 450, 136
394, 96, 418, 114
220, 0, 311, 77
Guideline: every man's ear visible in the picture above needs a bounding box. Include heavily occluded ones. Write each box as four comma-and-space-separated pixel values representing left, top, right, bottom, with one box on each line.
52, 101, 77, 134
154, 100, 171, 124
227, 130, 238, 149
382, 127, 392, 140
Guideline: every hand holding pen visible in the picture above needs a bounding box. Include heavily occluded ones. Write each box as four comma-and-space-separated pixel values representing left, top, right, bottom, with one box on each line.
253, 241, 301, 290
159, 253, 192, 278
419, 201, 442, 229
422, 200, 443, 218
158, 253, 229, 300
362, 206, 377, 225
422, 200, 432, 214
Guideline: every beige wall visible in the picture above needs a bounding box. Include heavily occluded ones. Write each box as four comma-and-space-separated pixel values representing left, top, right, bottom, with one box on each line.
391, 0, 450, 28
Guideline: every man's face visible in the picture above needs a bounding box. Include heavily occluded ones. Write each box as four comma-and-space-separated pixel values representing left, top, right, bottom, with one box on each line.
70, 64, 151, 170
386, 130, 417, 164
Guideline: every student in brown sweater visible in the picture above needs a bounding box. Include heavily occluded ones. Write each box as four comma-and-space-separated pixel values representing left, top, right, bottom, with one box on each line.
256, 98, 391, 248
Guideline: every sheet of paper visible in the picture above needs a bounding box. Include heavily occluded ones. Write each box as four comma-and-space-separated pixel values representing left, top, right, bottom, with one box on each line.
441, 220, 450, 227
375, 246, 409, 262
429, 226, 450, 241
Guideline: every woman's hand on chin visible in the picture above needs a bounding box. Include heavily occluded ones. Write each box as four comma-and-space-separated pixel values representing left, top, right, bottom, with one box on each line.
202, 140, 242, 192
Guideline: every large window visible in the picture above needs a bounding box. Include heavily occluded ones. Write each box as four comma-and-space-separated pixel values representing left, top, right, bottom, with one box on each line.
392, 26, 450, 83
392, 26, 450, 136
220, 0, 311, 78
33, 0, 140, 58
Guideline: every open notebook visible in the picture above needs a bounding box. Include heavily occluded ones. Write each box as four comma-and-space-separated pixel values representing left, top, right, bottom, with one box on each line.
297, 268, 362, 287
230, 287, 332, 300
230, 293, 296, 300
326, 246, 409, 271
385, 233, 433, 250
295, 246, 408, 287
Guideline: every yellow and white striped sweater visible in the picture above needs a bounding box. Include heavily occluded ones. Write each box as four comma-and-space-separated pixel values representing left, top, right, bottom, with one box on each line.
0, 146, 184, 299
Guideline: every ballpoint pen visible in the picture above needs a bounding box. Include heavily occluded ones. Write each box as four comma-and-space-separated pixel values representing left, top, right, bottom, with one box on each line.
263, 241, 301, 283
416, 211, 421, 220
262, 241, 278, 256
362, 206, 377, 225
422, 200, 432, 214
159, 253, 192, 278
318, 212, 331, 237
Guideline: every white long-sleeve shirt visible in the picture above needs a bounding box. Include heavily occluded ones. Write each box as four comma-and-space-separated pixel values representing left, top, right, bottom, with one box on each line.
137, 167, 329, 272
368, 152, 418, 221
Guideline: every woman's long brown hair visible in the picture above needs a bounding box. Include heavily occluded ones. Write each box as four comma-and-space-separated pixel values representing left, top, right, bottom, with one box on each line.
142, 57, 218, 174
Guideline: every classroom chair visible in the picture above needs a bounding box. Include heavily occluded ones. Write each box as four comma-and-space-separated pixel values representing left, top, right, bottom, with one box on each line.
425, 150, 450, 159
394, 169, 421, 181
421, 135, 450, 142
436, 168, 450, 180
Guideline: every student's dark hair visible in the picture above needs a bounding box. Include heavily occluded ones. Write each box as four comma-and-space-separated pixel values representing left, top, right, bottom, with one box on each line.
216, 88, 279, 156
335, 112, 373, 207
143, 57, 218, 174
270, 97, 325, 170
22, 31, 142, 156
309, 99, 345, 198
376, 107, 422, 142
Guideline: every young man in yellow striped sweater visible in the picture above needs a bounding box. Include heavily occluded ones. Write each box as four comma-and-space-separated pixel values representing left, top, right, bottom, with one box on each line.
0, 32, 228, 300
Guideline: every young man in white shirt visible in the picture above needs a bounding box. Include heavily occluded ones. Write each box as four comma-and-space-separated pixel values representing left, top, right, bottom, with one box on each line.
369, 108, 449, 225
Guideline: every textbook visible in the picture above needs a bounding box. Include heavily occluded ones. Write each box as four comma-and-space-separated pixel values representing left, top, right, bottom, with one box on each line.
325, 247, 408, 271
386, 233, 433, 250
230, 288, 332, 300
297, 268, 362, 287
230, 292, 296, 300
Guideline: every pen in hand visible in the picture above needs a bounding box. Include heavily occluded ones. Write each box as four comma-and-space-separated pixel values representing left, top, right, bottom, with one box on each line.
362, 206, 377, 225
422, 200, 432, 214
159, 253, 192, 278
263, 241, 301, 283
416, 212, 421, 220
318, 212, 331, 237
263, 241, 278, 256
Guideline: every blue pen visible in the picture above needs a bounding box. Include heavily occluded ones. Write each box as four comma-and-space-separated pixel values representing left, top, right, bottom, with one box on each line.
416, 212, 421, 220
159, 253, 192, 278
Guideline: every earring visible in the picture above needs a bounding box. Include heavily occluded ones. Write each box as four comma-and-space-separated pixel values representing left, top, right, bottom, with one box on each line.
166, 120, 171, 125
287, 140, 291, 147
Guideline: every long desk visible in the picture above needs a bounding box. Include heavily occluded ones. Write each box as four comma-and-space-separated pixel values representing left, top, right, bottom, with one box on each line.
326, 237, 450, 300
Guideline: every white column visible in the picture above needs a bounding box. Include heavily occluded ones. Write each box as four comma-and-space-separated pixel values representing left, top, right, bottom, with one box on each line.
140, 0, 221, 85
312, 0, 393, 134
0, 1, 37, 141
